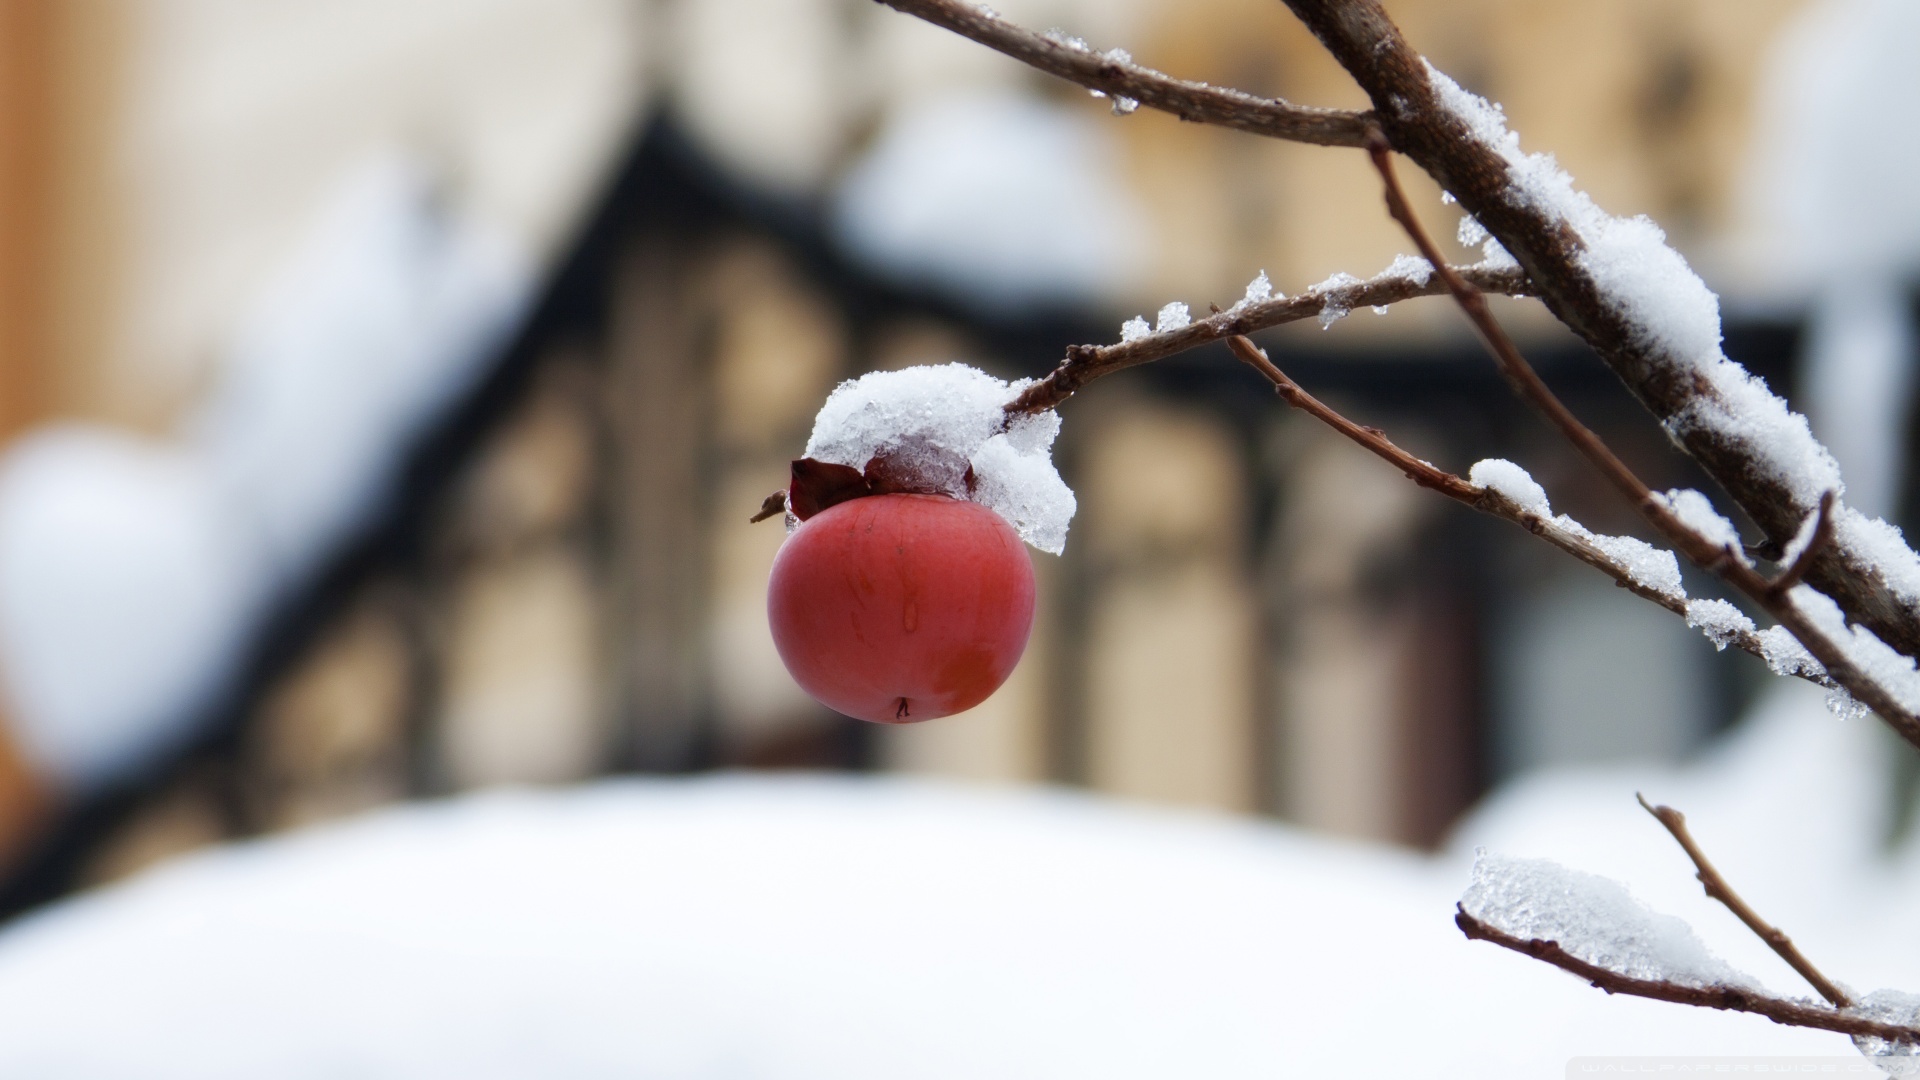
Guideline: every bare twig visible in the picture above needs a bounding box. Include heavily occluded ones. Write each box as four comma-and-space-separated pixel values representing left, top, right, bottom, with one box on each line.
1225, 335, 1477, 500
1766, 490, 1838, 597
749, 490, 788, 524
872, 0, 1373, 147
1224, 333, 1838, 694
1363, 129, 1920, 751
1636, 794, 1850, 1008
1455, 908, 1910, 1042
1006, 262, 1528, 415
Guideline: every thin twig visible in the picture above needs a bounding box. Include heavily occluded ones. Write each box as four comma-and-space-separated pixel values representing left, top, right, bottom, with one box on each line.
872, 0, 1373, 147
1006, 262, 1527, 415
749, 490, 788, 524
1766, 490, 1838, 597
1224, 333, 1838, 694
1225, 335, 1477, 500
1363, 129, 1920, 751
1635, 794, 1850, 1008
1364, 130, 1649, 509
1455, 908, 1910, 1042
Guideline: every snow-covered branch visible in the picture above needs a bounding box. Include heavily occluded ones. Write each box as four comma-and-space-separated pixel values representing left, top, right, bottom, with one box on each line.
1280, 0, 1920, 667
1456, 905, 1919, 1044
1360, 123, 1920, 751
872, 0, 1373, 147
1005, 260, 1527, 415
1458, 823, 1920, 1067
1225, 334, 1842, 698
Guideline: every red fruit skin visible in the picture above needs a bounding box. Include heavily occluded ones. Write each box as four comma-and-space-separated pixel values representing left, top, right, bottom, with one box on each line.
768, 493, 1036, 724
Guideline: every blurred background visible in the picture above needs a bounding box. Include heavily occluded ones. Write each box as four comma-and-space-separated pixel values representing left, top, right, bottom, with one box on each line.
0, 0, 1907, 914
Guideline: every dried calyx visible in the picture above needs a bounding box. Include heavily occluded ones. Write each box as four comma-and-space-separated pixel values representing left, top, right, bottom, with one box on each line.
770, 363, 1078, 554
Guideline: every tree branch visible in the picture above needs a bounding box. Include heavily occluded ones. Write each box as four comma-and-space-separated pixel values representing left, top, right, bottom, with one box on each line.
1363, 128, 1920, 752
1006, 262, 1527, 415
1766, 490, 1838, 598
1456, 907, 1915, 1043
872, 0, 1374, 147
1636, 794, 1850, 1008
1280, 0, 1920, 673
1224, 333, 1839, 695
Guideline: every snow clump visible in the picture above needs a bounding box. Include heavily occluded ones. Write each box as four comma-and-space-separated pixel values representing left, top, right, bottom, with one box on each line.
1468, 458, 1682, 599
1461, 849, 1759, 990
1657, 488, 1741, 551
1234, 270, 1273, 309
1468, 458, 1548, 515
802, 363, 1077, 554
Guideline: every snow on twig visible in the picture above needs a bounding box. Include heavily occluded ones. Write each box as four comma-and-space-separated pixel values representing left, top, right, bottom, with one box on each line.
1006, 259, 1526, 415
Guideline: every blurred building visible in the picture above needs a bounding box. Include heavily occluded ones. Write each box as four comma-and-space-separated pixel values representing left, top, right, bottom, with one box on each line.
0, 0, 1856, 908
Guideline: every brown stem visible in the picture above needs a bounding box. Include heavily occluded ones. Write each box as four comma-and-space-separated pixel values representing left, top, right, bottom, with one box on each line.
749, 490, 788, 524
1006, 262, 1527, 415
1225, 335, 1476, 500
1364, 129, 1920, 752
1636, 794, 1850, 1008
1766, 490, 1838, 597
872, 0, 1373, 147
1456, 907, 1911, 1042
1226, 333, 1838, 695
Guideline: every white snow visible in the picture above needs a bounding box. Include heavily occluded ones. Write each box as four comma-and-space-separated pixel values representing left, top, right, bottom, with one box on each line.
1469, 458, 1684, 599
1234, 270, 1273, 308
1118, 315, 1150, 343
1657, 488, 1742, 552
1309, 271, 1363, 329
1460, 849, 1758, 990
1684, 599, 1755, 652
1756, 624, 1824, 680
1381, 252, 1434, 286
801, 364, 1076, 554
0, 768, 1863, 1079
830, 91, 1146, 313
1469, 458, 1549, 515
1152, 301, 1190, 333
1423, 60, 1867, 549
0, 154, 530, 792
1785, 584, 1920, 717
1849, 989, 1920, 1076
1587, 533, 1686, 601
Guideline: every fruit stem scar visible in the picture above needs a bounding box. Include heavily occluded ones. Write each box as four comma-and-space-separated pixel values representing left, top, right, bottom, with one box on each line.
895, 697, 910, 719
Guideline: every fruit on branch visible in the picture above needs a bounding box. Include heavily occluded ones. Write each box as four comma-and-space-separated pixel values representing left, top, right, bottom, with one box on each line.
767, 492, 1036, 724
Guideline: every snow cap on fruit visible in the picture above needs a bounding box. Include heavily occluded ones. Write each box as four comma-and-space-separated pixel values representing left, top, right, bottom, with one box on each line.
795, 363, 1076, 554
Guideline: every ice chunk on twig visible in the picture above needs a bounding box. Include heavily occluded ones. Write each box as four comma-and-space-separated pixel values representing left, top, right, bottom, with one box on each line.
1119, 316, 1150, 343
1235, 270, 1273, 309
1849, 990, 1920, 1076
1154, 302, 1190, 333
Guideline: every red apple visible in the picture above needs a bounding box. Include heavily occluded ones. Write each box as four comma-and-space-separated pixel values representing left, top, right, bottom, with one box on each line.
768, 493, 1036, 723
